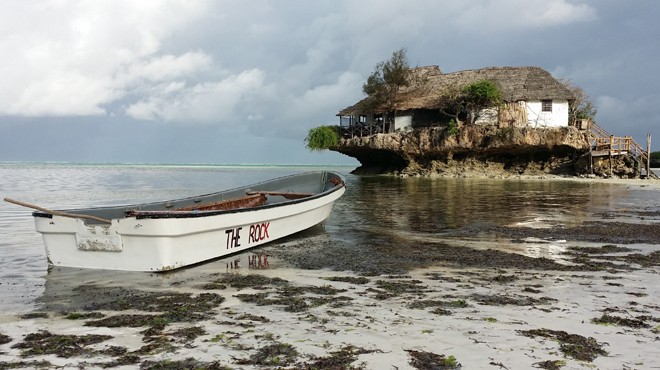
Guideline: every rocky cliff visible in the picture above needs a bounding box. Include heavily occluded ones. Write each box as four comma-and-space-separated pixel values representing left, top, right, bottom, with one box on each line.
333, 126, 594, 177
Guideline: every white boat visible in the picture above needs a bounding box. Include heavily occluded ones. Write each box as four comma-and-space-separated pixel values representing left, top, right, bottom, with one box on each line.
14, 171, 345, 272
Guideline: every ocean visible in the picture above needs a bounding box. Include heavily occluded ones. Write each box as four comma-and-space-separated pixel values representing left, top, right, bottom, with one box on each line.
1, 162, 660, 369
1, 162, 659, 313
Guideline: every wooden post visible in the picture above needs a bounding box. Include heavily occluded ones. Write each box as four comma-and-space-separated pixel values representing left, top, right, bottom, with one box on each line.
609, 135, 613, 177
647, 133, 652, 179
589, 140, 594, 175
588, 128, 594, 175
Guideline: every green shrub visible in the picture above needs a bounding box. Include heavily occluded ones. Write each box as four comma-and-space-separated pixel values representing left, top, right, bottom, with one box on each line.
651, 151, 660, 160
446, 119, 459, 136
305, 126, 340, 151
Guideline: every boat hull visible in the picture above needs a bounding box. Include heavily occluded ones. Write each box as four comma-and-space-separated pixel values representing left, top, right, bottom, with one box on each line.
33, 171, 345, 271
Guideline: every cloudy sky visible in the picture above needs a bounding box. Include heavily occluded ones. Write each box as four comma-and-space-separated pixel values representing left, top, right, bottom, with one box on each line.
1, 1, 658, 165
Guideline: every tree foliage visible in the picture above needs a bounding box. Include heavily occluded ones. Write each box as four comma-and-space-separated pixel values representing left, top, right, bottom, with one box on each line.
438, 80, 503, 125
361, 48, 411, 116
651, 151, 660, 160
461, 80, 502, 124
304, 126, 339, 151
560, 79, 597, 124
462, 80, 502, 106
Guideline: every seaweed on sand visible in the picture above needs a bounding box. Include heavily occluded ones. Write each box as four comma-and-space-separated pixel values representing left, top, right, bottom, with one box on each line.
472, 294, 557, 307
565, 244, 634, 255
0, 333, 11, 345
63, 311, 105, 320
19, 313, 48, 320
234, 284, 351, 312
535, 359, 566, 370
367, 279, 430, 300
81, 287, 225, 315
519, 329, 607, 362
408, 299, 469, 310
139, 357, 232, 370
406, 350, 461, 369
622, 251, 660, 267
302, 345, 378, 369
203, 273, 288, 291
323, 276, 371, 285
591, 314, 651, 328
11, 330, 112, 358
82, 290, 224, 330
491, 274, 519, 284
234, 341, 298, 366
169, 326, 207, 342
0, 360, 53, 369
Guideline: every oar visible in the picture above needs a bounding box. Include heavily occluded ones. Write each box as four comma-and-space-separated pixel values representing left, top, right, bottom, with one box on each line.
3, 197, 112, 224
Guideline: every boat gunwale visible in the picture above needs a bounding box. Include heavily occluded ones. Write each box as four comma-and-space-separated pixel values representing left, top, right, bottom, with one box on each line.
124, 183, 343, 220
31, 171, 345, 221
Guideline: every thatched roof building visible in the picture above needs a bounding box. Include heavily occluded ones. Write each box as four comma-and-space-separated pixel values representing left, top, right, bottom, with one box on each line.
339, 65, 574, 115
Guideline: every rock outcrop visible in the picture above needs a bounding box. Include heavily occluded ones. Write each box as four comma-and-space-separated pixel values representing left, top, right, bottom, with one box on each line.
333, 126, 594, 177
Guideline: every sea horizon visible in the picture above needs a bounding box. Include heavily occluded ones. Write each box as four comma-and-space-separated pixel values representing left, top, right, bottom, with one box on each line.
0, 160, 358, 169
2, 160, 656, 172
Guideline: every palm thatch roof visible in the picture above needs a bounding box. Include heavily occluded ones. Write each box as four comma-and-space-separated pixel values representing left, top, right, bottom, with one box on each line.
338, 65, 574, 115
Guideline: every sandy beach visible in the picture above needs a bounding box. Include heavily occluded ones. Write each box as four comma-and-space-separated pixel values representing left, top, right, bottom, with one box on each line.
426, 171, 660, 189
515, 174, 660, 189
0, 236, 658, 369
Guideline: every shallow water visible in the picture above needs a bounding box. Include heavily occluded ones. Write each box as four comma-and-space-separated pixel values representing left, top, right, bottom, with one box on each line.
1, 163, 658, 313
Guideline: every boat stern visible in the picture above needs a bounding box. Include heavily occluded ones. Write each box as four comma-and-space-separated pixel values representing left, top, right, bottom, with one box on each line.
34, 215, 125, 268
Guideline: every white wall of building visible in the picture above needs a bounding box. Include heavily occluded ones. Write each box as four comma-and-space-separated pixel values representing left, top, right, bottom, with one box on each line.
526, 99, 569, 127
394, 115, 413, 131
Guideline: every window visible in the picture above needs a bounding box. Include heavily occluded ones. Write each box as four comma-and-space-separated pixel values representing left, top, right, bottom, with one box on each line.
541, 100, 552, 112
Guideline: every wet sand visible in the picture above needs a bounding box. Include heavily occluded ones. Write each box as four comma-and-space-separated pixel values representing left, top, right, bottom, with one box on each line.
0, 234, 658, 369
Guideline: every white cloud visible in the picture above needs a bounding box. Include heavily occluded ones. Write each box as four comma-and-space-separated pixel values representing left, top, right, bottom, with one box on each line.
0, 0, 598, 121
341, 0, 595, 38
596, 95, 624, 115
0, 0, 209, 117
125, 69, 266, 123
120, 52, 213, 85
286, 72, 364, 123
451, 0, 596, 32
533, 1, 597, 26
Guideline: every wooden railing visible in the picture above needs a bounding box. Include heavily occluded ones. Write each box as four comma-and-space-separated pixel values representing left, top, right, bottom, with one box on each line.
339, 122, 391, 138
585, 120, 655, 178
585, 120, 612, 147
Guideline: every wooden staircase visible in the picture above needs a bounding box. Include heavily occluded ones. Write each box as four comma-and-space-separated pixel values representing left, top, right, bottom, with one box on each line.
579, 120, 656, 179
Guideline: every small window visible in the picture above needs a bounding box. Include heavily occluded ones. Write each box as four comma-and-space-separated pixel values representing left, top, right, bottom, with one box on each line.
541, 100, 552, 112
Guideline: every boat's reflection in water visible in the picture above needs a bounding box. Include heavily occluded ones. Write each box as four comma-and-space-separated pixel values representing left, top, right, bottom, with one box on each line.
36, 250, 274, 312
225, 253, 270, 270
